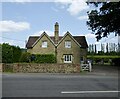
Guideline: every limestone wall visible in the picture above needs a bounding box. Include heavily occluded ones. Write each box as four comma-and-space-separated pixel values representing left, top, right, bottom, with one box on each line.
2, 63, 81, 73
0, 63, 2, 72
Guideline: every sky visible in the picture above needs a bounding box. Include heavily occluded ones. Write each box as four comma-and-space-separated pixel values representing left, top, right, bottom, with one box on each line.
0, 0, 118, 50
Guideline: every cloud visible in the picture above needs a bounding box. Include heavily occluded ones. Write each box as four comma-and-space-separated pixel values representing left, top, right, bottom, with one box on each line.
31, 30, 54, 36
55, 0, 89, 16
55, 0, 72, 4
78, 15, 88, 20
67, 0, 89, 16
0, 20, 30, 33
85, 33, 96, 39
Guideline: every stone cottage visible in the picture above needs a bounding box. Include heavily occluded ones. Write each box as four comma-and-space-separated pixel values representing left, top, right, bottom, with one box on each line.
26, 22, 88, 64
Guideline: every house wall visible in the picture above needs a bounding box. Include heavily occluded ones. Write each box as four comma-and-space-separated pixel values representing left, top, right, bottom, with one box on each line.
80, 48, 87, 62
27, 35, 55, 55
57, 35, 81, 64
27, 49, 32, 53
27, 34, 87, 64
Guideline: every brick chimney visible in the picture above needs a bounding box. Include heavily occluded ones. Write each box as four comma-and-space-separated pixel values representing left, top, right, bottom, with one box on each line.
54, 22, 59, 44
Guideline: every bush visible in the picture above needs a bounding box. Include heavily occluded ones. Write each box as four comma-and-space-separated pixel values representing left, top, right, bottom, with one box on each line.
87, 55, 120, 65
33, 54, 56, 63
19, 52, 31, 62
111, 58, 120, 66
2, 43, 22, 63
19, 53, 56, 63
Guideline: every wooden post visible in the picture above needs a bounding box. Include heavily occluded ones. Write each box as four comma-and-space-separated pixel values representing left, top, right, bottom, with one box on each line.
89, 62, 92, 72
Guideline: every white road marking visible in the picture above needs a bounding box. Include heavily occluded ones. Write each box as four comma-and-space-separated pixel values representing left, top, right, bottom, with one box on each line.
61, 91, 120, 94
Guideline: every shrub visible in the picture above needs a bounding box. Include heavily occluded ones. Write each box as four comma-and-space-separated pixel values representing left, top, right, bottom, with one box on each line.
19, 53, 56, 63
19, 52, 31, 62
33, 54, 56, 63
111, 58, 120, 66
87, 55, 120, 65
2, 43, 22, 63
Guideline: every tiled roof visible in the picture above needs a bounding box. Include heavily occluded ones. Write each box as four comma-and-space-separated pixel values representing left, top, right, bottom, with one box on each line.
26, 36, 88, 48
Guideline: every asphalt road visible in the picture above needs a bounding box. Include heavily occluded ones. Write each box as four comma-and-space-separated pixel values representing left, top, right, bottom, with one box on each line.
2, 73, 119, 98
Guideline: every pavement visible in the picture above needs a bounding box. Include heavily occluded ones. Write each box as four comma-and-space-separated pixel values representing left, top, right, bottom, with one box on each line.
1, 65, 119, 98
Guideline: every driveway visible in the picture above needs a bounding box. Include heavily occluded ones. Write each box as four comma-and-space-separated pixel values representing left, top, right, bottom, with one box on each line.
87, 65, 118, 76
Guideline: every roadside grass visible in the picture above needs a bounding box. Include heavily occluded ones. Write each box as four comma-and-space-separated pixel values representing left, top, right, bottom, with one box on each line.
3, 67, 13, 73
87, 55, 120, 59
3, 69, 13, 73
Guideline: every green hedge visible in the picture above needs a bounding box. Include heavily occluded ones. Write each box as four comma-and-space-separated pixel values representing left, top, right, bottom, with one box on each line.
87, 55, 120, 65
19, 53, 56, 63
19, 52, 31, 62
33, 54, 56, 63
87, 55, 120, 59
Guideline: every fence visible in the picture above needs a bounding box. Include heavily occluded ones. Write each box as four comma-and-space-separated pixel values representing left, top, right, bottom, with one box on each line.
81, 63, 92, 72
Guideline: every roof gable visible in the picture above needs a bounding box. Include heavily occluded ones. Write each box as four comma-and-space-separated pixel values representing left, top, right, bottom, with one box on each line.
26, 32, 55, 48
26, 36, 39, 48
26, 32, 88, 48
57, 31, 81, 47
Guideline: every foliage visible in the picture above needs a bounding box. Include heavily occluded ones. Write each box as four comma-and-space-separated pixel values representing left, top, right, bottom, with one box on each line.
12, 46, 22, 62
19, 53, 56, 63
87, 55, 120, 59
111, 58, 120, 66
87, 2, 120, 41
87, 55, 120, 65
19, 52, 31, 62
33, 54, 56, 63
88, 43, 119, 55
2, 43, 13, 63
2, 43, 22, 63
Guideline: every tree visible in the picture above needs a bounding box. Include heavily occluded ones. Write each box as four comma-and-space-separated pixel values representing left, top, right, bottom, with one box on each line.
12, 46, 22, 62
2, 43, 13, 63
2, 43, 22, 63
106, 43, 109, 53
87, 2, 120, 41
94, 44, 97, 54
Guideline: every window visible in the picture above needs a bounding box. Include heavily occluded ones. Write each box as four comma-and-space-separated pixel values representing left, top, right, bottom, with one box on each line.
42, 41, 47, 48
65, 41, 71, 48
64, 55, 72, 63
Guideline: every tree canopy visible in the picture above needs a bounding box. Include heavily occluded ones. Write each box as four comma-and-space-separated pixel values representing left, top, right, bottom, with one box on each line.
1, 43, 22, 63
87, 2, 120, 41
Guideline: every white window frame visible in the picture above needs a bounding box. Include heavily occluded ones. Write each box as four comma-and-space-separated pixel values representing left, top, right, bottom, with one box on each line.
65, 41, 71, 48
42, 41, 47, 48
64, 55, 72, 63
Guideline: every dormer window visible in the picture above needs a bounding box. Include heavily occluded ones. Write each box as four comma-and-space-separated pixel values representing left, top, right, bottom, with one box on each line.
42, 41, 47, 48
65, 41, 71, 48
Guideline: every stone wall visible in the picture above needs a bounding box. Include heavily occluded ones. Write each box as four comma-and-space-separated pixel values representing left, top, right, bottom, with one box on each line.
2, 63, 81, 73
0, 63, 2, 72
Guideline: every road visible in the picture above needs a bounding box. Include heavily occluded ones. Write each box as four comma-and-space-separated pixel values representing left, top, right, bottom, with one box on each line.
2, 73, 119, 98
